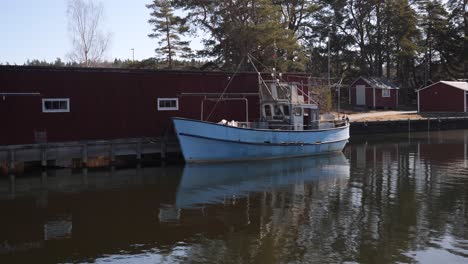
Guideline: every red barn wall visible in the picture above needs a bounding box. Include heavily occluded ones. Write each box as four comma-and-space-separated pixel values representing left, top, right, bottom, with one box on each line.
374, 89, 397, 108
419, 83, 464, 112
0, 67, 311, 146
0, 68, 256, 145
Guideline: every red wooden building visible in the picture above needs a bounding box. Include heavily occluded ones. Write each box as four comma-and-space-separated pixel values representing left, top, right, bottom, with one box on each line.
417, 81, 468, 112
0, 66, 310, 146
348, 77, 399, 109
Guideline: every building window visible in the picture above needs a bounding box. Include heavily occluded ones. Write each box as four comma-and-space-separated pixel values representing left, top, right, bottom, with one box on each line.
157, 98, 179, 111
382, 89, 390, 97
42, 98, 70, 113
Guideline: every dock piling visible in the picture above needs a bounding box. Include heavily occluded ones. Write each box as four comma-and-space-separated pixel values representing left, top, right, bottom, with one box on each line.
9, 173, 15, 198
161, 139, 167, 161
109, 144, 116, 164
41, 169, 48, 186
81, 144, 88, 167
136, 139, 142, 160
82, 167, 88, 185
41, 147, 47, 167
8, 149, 15, 174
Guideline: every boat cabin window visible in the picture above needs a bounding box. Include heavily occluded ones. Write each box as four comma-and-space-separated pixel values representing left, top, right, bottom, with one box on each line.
274, 105, 282, 115
158, 98, 179, 111
283, 105, 290, 116
264, 105, 272, 116
294, 107, 302, 116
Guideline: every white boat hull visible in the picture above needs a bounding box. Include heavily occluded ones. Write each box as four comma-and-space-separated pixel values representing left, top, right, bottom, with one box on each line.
172, 117, 350, 163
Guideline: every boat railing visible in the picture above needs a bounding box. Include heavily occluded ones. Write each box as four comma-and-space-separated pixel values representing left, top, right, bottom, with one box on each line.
231, 120, 347, 130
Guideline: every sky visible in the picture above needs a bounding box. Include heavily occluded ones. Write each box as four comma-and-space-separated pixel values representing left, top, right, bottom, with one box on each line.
0, 0, 202, 64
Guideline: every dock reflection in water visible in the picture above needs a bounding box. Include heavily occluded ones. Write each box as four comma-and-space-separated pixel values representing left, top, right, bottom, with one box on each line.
1, 129, 468, 263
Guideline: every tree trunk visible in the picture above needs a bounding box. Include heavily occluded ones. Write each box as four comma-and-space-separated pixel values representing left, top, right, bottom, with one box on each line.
165, 16, 173, 69
464, 0, 467, 79
376, 0, 383, 77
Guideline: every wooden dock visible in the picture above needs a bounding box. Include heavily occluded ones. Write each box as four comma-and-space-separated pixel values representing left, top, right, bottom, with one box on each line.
4, 115, 468, 174
350, 116, 468, 135
0, 137, 180, 174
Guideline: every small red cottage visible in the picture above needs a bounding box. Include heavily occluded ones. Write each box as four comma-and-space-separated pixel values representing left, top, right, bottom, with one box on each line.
348, 77, 399, 109
417, 81, 468, 112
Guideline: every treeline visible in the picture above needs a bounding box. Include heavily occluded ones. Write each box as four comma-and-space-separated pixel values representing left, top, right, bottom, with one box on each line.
159, 0, 467, 89
10, 0, 468, 92
19, 58, 205, 69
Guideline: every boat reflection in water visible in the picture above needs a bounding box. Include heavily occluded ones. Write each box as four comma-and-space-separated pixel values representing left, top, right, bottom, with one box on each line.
175, 152, 350, 209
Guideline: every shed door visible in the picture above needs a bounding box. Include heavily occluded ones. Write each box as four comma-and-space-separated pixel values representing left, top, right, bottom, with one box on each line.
356, 85, 366, 105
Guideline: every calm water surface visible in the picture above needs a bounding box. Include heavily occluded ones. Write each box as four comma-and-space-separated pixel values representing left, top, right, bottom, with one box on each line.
1, 130, 468, 263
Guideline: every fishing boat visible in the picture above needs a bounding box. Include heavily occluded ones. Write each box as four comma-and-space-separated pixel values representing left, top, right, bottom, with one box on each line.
173, 65, 349, 163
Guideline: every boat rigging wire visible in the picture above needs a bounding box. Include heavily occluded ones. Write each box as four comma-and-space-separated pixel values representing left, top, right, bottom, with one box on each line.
205, 56, 246, 121
246, 54, 273, 97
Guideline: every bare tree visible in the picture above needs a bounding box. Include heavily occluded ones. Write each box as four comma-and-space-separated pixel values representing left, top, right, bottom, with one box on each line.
67, 0, 111, 67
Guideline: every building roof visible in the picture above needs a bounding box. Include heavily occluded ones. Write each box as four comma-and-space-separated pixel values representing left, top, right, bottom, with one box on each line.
0, 65, 312, 77
350, 76, 399, 89
417, 81, 468, 92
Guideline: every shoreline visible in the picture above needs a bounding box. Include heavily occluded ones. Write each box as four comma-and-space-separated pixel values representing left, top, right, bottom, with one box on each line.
349, 115, 468, 135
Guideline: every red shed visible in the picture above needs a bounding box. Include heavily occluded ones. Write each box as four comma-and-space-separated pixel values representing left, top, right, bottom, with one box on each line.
348, 77, 399, 109
417, 81, 468, 112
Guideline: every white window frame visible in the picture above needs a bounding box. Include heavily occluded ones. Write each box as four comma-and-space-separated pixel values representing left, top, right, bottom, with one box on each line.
42, 98, 70, 113
382, 89, 391, 98
157, 98, 179, 111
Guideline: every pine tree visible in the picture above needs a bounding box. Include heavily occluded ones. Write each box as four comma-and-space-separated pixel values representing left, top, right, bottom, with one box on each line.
392, 0, 421, 88
418, 0, 450, 83
172, 0, 303, 71
446, 0, 468, 79
147, 0, 191, 69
